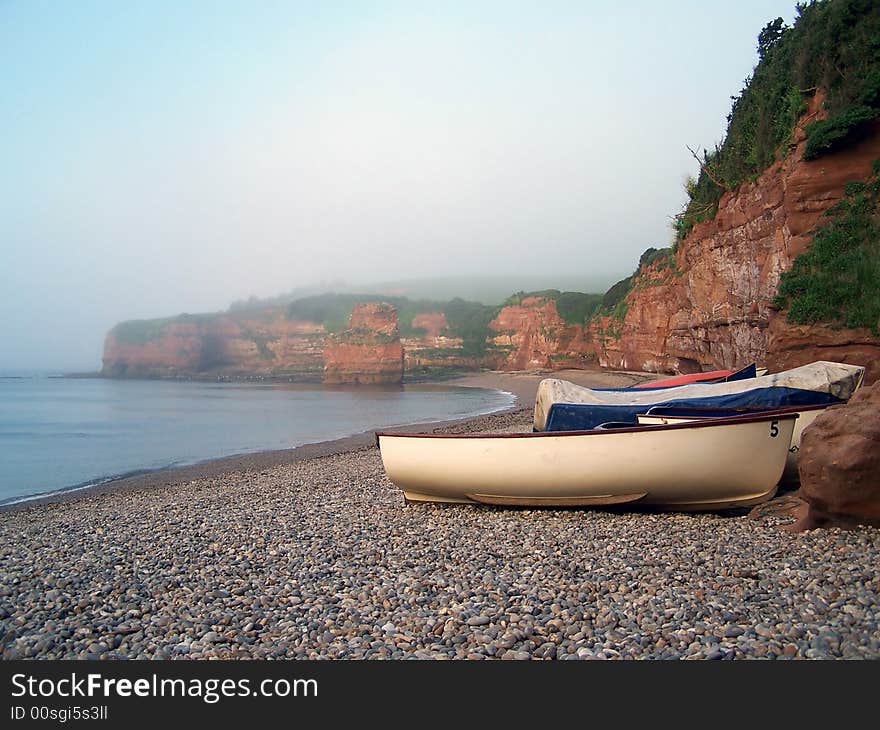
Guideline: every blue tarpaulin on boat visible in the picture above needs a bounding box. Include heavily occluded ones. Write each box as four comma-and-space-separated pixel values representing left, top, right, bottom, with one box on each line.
724, 363, 757, 382
544, 386, 841, 431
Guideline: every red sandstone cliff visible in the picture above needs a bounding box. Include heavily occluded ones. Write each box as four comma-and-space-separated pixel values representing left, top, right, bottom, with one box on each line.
102, 303, 471, 383
401, 312, 482, 374
589, 92, 880, 383
322, 303, 405, 384
102, 308, 326, 379
103, 91, 880, 385
102, 321, 208, 377
487, 297, 595, 371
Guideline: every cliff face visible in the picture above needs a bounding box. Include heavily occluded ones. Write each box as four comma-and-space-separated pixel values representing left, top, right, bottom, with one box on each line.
103, 304, 466, 383
102, 308, 326, 379
104, 93, 880, 386
103, 321, 206, 377
102, 297, 597, 381
401, 312, 482, 374
488, 296, 596, 371
322, 303, 405, 384
590, 92, 880, 382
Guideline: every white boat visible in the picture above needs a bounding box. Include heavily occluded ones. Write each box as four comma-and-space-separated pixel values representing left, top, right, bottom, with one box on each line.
533, 360, 864, 431
635, 403, 827, 483
376, 411, 798, 510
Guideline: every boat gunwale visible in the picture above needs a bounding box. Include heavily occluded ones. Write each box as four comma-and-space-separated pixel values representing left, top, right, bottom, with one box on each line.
375, 409, 799, 440
642, 402, 830, 417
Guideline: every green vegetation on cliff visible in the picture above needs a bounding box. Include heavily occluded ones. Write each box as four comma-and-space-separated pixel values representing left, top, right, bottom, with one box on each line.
286, 293, 500, 356
592, 0, 880, 340
774, 163, 880, 333
593, 247, 674, 323
109, 284, 607, 364
675, 0, 880, 243
286, 288, 608, 356
111, 313, 215, 345
285, 294, 363, 333
437, 298, 500, 356
503, 290, 603, 326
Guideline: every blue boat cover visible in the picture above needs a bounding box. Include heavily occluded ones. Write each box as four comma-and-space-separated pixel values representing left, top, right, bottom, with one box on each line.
724, 363, 757, 382
544, 386, 841, 431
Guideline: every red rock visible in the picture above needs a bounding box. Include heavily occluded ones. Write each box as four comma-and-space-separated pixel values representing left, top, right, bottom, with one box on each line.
589, 91, 880, 382
766, 320, 880, 385
401, 312, 481, 374
410, 312, 448, 339
102, 321, 205, 377
101, 90, 880, 385
322, 303, 404, 384
488, 297, 596, 371
102, 307, 326, 379
795, 383, 880, 528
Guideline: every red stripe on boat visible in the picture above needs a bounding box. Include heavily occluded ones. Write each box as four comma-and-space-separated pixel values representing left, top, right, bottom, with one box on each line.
634, 369, 734, 389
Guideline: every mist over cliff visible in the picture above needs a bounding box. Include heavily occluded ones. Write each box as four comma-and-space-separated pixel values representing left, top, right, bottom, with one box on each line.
2, 3, 800, 371
100, 0, 880, 384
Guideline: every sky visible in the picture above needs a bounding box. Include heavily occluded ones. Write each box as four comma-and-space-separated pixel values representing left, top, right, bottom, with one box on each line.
0, 0, 797, 370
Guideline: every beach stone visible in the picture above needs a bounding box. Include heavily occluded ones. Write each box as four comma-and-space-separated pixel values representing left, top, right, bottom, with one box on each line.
797, 383, 880, 528
0, 405, 878, 662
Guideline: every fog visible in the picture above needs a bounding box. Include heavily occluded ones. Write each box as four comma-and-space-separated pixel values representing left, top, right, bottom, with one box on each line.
0, 1, 796, 370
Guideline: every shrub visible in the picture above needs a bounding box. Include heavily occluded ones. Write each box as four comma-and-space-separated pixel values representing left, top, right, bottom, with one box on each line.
600, 276, 633, 312
674, 0, 880, 244
803, 105, 878, 159
440, 298, 500, 356
111, 313, 213, 345
774, 165, 880, 333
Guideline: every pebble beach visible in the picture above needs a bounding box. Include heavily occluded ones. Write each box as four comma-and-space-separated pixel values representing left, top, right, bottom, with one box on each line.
1, 372, 879, 661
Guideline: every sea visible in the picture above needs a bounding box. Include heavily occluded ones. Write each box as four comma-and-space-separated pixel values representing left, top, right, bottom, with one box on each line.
0, 372, 514, 505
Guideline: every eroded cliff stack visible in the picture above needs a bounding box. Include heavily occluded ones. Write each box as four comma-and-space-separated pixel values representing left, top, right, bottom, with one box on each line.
322, 303, 404, 385
100, 294, 596, 382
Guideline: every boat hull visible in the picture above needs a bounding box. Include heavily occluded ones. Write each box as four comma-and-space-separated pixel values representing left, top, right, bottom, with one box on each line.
636, 404, 825, 483
377, 413, 797, 510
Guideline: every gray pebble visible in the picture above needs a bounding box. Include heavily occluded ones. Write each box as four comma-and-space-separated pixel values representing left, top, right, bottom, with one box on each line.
0, 407, 877, 661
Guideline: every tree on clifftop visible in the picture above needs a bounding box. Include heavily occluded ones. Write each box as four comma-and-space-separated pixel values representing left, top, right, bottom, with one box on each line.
757, 17, 787, 60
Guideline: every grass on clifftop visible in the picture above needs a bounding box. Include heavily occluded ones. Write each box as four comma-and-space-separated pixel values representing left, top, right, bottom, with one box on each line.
773, 162, 880, 333
287, 289, 610, 355
674, 0, 880, 245
286, 293, 500, 356
111, 313, 215, 345
503, 290, 603, 326
592, 247, 675, 323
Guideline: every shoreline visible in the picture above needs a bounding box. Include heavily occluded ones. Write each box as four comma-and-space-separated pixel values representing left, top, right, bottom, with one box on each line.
0, 368, 654, 513
2, 368, 878, 660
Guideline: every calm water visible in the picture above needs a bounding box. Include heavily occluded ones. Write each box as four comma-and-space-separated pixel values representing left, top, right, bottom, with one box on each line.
0, 375, 514, 504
